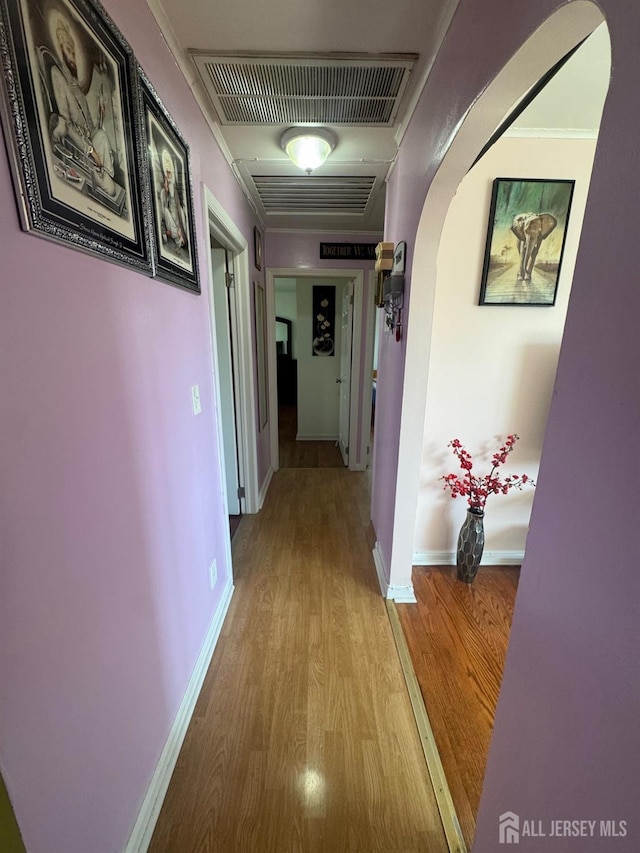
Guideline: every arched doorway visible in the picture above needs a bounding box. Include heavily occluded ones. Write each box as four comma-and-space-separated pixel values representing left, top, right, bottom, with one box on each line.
385, 3, 610, 849
388, 0, 607, 606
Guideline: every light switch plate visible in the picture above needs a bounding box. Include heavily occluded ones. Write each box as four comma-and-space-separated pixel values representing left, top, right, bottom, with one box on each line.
191, 384, 202, 415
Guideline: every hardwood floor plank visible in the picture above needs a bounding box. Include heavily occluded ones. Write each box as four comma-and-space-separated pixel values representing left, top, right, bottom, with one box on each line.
396, 565, 519, 850
149, 470, 448, 853
278, 404, 345, 468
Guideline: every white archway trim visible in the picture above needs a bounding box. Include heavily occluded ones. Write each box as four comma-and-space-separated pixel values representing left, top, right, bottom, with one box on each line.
389, 1, 605, 591
203, 185, 260, 514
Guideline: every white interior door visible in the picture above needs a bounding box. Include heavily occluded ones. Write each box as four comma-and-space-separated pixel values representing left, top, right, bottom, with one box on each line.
210, 243, 241, 515
338, 281, 354, 465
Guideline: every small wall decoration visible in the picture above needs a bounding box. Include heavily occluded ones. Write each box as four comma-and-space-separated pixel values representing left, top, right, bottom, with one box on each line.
312, 284, 335, 356
479, 178, 575, 306
140, 68, 199, 292
393, 240, 406, 274
254, 226, 263, 271
319, 242, 377, 260
0, 0, 152, 272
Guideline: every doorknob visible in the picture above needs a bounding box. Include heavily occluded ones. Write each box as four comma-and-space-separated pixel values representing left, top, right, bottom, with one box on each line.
336, 378, 343, 383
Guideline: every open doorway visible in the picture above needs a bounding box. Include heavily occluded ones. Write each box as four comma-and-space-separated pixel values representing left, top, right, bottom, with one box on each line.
274, 275, 348, 468
203, 186, 261, 580
392, 16, 610, 851
267, 268, 375, 473
209, 235, 244, 538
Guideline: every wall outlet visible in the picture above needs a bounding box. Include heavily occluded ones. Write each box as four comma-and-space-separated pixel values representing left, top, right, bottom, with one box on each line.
208, 558, 217, 589
191, 384, 202, 415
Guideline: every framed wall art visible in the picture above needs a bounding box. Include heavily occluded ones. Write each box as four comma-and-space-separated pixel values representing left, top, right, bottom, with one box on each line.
254, 226, 262, 272
139, 68, 199, 292
479, 177, 575, 306
0, 0, 152, 272
312, 284, 335, 356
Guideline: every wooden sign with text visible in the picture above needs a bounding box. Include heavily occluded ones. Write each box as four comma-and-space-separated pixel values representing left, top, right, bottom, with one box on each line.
319, 243, 378, 261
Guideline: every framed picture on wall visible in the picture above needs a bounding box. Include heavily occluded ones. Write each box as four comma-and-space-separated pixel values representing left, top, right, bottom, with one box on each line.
479, 177, 575, 306
312, 284, 335, 356
254, 226, 263, 271
139, 67, 200, 292
0, 0, 152, 272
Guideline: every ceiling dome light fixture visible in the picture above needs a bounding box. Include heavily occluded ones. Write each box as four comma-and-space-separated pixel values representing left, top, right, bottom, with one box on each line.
281, 127, 337, 174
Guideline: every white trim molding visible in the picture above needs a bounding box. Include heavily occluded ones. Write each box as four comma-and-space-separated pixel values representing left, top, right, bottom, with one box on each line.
504, 126, 599, 139
296, 433, 339, 441
267, 227, 384, 236
413, 550, 525, 566
203, 186, 260, 514
373, 541, 388, 596
373, 542, 417, 602
258, 466, 274, 510
124, 578, 234, 853
387, 584, 418, 603
266, 267, 366, 474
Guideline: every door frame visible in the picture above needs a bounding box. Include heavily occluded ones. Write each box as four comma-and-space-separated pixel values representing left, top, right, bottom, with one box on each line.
338, 279, 354, 466
266, 267, 370, 472
209, 243, 243, 516
203, 187, 260, 517
361, 269, 377, 470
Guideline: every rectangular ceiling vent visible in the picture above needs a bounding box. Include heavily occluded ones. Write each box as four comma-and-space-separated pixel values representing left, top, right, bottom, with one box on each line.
190, 54, 416, 126
251, 175, 377, 215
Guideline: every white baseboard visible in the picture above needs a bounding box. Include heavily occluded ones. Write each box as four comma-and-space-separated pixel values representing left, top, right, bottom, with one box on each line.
372, 541, 388, 596
387, 584, 418, 603
124, 577, 234, 853
258, 466, 274, 509
372, 542, 417, 603
413, 550, 525, 566
295, 433, 339, 441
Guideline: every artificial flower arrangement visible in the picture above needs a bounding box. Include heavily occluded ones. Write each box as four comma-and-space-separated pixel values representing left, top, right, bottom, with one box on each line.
441, 434, 535, 513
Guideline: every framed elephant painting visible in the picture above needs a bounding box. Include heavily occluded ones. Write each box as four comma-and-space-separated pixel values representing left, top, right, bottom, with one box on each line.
479, 178, 575, 306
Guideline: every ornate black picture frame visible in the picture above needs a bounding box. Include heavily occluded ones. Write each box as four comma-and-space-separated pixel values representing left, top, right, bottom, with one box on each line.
139, 67, 199, 293
254, 226, 262, 271
479, 177, 575, 306
0, 0, 152, 272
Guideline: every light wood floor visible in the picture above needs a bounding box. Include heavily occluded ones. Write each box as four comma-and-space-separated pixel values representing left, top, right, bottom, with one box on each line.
149, 469, 448, 853
396, 565, 519, 850
278, 404, 345, 468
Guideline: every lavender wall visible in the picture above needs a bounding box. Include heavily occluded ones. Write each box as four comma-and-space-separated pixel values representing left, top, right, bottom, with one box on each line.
0, 0, 260, 850
371, 36, 467, 574
383, 0, 640, 848
266, 230, 381, 272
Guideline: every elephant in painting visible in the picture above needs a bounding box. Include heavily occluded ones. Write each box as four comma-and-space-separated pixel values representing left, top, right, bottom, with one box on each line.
511, 212, 557, 281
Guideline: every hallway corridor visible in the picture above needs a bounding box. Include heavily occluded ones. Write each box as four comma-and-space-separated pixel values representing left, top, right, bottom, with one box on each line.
148, 468, 448, 852
278, 404, 345, 468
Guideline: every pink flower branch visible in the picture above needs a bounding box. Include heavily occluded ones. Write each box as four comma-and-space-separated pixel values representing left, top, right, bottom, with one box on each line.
440, 434, 535, 512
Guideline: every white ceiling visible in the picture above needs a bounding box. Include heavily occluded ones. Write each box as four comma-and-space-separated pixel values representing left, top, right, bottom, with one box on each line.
147, 0, 609, 233
507, 23, 610, 135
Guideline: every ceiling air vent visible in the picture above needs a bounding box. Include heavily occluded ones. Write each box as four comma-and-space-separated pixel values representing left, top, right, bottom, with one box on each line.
190, 53, 416, 126
251, 175, 377, 215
